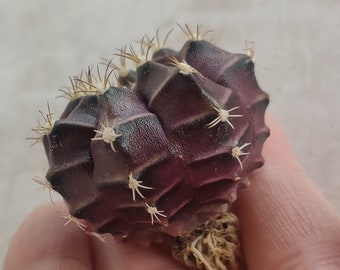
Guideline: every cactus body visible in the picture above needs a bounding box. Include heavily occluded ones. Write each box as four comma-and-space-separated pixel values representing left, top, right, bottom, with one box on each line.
41, 33, 269, 251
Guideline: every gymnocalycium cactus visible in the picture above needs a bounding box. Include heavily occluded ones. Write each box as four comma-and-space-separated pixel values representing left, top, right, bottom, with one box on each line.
32, 25, 269, 270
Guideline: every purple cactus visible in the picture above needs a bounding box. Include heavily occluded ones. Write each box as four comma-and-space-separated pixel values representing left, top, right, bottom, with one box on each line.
33, 25, 269, 269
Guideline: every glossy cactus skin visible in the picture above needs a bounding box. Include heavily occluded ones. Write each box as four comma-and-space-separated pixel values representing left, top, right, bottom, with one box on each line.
42, 37, 269, 242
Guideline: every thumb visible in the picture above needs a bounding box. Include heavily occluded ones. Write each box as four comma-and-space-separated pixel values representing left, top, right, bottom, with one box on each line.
233, 116, 340, 269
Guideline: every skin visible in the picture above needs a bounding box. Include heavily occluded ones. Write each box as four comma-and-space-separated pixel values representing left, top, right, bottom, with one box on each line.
4, 117, 340, 270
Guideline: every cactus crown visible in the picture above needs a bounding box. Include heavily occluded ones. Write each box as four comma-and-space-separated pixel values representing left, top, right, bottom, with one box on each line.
32, 25, 269, 245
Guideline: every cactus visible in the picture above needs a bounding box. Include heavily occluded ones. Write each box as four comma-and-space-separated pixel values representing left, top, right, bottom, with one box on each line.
32, 25, 269, 270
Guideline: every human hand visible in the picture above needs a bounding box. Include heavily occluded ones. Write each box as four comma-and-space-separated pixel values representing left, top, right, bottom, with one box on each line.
4, 117, 340, 269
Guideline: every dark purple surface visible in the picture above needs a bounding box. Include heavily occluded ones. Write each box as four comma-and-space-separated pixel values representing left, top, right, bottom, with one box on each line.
43, 39, 269, 241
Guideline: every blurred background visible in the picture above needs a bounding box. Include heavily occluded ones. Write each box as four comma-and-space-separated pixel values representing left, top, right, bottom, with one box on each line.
1, 0, 339, 265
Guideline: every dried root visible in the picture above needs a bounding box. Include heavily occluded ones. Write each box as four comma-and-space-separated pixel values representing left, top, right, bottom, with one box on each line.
172, 211, 243, 270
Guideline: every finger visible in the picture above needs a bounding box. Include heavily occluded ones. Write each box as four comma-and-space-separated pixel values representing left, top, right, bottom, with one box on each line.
4, 202, 188, 270
3, 202, 93, 270
90, 236, 189, 270
233, 116, 340, 269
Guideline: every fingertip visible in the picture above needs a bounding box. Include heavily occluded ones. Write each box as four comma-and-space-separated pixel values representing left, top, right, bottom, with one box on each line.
4, 202, 93, 270
4, 203, 186, 270
233, 117, 340, 269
